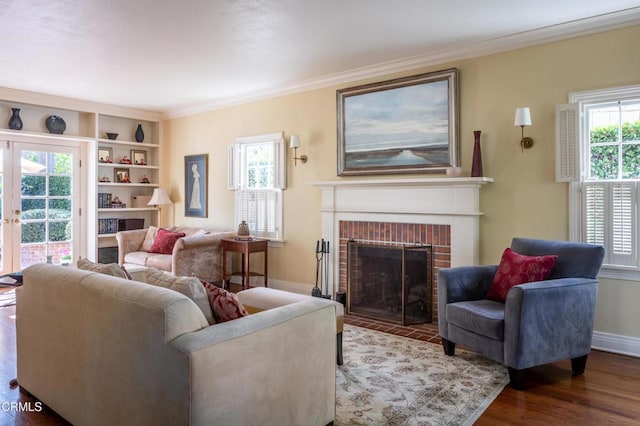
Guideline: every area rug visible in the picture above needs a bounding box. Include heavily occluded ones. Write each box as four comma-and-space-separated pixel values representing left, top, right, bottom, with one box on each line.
336, 325, 509, 425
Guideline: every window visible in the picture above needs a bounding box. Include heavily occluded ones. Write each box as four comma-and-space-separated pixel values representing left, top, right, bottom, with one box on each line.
557, 85, 640, 278
228, 132, 285, 241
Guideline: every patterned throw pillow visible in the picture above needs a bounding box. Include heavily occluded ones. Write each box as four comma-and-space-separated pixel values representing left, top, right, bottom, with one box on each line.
148, 228, 186, 255
200, 279, 249, 322
485, 248, 558, 303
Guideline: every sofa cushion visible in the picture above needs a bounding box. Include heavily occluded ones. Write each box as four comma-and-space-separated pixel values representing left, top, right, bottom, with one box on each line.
149, 229, 186, 254
140, 225, 160, 252
124, 251, 156, 267
77, 258, 128, 279
144, 268, 215, 324
485, 248, 558, 303
146, 254, 172, 272
200, 280, 248, 322
447, 299, 506, 340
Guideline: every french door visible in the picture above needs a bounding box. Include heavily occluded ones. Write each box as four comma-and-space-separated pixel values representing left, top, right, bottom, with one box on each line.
0, 141, 81, 275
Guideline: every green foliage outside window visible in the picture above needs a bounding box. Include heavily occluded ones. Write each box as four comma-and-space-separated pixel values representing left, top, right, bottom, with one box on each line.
590, 121, 640, 179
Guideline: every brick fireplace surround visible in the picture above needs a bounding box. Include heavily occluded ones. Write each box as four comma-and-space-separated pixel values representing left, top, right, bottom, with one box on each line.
339, 221, 450, 321
310, 177, 492, 324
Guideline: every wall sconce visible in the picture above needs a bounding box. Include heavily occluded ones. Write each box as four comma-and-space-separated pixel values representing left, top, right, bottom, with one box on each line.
290, 135, 308, 166
514, 107, 534, 152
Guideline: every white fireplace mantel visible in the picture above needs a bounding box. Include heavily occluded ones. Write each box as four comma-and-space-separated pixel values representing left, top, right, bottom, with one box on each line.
309, 177, 493, 296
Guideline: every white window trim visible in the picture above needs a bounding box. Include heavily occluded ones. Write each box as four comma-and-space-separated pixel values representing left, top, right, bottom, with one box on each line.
229, 131, 286, 243
564, 84, 640, 281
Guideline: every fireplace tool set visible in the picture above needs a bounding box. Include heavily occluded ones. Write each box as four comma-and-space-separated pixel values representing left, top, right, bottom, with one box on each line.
313, 239, 331, 299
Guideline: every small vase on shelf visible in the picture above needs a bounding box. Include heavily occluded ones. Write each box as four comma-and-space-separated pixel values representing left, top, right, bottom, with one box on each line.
8, 108, 23, 130
471, 130, 483, 178
135, 124, 144, 143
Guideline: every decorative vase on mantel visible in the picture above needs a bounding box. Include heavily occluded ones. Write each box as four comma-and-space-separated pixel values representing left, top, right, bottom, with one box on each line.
471, 130, 483, 178
135, 124, 144, 143
8, 108, 23, 130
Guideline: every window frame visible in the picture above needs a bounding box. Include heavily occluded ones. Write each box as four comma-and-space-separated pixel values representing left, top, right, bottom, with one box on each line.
564, 84, 640, 280
228, 132, 286, 243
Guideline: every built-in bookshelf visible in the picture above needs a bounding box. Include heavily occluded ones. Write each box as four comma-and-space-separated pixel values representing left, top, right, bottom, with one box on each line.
0, 91, 162, 262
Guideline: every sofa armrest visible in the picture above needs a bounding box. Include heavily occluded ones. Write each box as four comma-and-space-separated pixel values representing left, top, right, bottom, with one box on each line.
437, 265, 497, 339
171, 232, 236, 282
504, 277, 598, 370
115, 229, 148, 265
170, 300, 336, 425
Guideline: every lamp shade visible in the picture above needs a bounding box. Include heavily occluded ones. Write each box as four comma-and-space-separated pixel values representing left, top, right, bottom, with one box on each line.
514, 107, 532, 126
289, 134, 300, 149
148, 188, 172, 206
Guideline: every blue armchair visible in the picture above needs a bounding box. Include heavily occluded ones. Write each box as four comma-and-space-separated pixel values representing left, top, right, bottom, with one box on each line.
437, 237, 605, 389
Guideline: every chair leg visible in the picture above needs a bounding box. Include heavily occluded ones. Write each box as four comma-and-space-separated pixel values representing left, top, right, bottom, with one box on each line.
337, 332, 343, 365
441, 338, 455, 356
508, 367, 525, 390
571, 354, 588, 375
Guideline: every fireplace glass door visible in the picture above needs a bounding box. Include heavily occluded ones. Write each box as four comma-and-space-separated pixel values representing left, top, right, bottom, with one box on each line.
347, 242, 433, 325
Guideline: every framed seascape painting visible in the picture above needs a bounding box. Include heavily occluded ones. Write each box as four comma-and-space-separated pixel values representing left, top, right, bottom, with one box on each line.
184, 154, 208, 218
337, 68, 459, 176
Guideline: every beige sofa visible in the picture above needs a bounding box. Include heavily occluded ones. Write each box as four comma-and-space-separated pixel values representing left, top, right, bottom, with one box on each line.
16, 264, 336, 425
116, 226, 236, 283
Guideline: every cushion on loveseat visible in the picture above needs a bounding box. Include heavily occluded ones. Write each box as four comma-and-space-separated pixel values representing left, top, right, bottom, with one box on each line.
144, 268, 215, 324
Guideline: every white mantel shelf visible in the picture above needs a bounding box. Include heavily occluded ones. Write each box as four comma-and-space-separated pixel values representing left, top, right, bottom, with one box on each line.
309, 177, 493, 296
309, 177, 493, 188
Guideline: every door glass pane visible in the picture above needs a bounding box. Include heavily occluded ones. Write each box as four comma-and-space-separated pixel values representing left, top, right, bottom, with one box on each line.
20, 150, 74, 269
21, 175, 46, 196
49, 175, 71, 196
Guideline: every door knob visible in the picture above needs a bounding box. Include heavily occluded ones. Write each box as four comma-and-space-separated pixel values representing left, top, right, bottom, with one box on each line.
14, 210, 20, 215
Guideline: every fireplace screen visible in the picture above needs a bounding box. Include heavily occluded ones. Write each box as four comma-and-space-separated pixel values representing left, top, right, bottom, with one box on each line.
347, 242, 433, 325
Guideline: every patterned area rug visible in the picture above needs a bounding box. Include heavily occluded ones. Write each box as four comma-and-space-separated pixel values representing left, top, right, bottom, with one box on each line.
336, 325, 509, 425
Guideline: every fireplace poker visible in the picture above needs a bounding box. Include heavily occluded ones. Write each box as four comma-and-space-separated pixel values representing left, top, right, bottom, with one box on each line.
323, 241, 330, 298
312, 239, 322, 297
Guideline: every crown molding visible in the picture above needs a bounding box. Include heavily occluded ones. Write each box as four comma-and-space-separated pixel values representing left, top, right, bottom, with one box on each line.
0, 86, 163, 122
164, 7, 640, 120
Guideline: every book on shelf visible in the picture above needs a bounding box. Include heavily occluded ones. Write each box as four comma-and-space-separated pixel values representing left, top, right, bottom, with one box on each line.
98, 218, 119, 234
98, 193, 112, 208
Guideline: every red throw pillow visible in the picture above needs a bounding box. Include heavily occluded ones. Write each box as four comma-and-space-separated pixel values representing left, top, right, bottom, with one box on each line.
200, 280, 249, 322
485, 248, 558, 303
148, 228, 186, 254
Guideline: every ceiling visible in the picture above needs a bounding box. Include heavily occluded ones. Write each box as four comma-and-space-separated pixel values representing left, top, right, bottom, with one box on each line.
1, 0, 639, 116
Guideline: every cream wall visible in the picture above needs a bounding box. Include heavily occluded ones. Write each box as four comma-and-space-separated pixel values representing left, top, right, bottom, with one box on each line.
163, 25, 640, 340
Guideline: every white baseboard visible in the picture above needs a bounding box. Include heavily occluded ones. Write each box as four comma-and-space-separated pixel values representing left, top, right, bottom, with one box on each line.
592, 331, 640, 358
229, 276, 315, 296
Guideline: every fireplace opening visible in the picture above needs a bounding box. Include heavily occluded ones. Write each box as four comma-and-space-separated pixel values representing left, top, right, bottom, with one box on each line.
347, 241, 433, 326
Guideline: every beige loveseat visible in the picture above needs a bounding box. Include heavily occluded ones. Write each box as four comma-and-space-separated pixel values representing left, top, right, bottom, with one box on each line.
16, 264, 336, 425
116, 226, 235, 283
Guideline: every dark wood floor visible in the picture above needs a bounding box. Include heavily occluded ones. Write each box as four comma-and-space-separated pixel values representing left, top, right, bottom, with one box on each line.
2, 288, 640, 425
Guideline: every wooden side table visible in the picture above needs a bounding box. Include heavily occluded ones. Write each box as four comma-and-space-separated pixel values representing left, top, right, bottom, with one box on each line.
222, 238, 269, 290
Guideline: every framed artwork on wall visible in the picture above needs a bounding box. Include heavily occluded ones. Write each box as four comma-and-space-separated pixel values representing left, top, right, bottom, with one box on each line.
337, 68, 459, 176
184, 154, 208, 218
